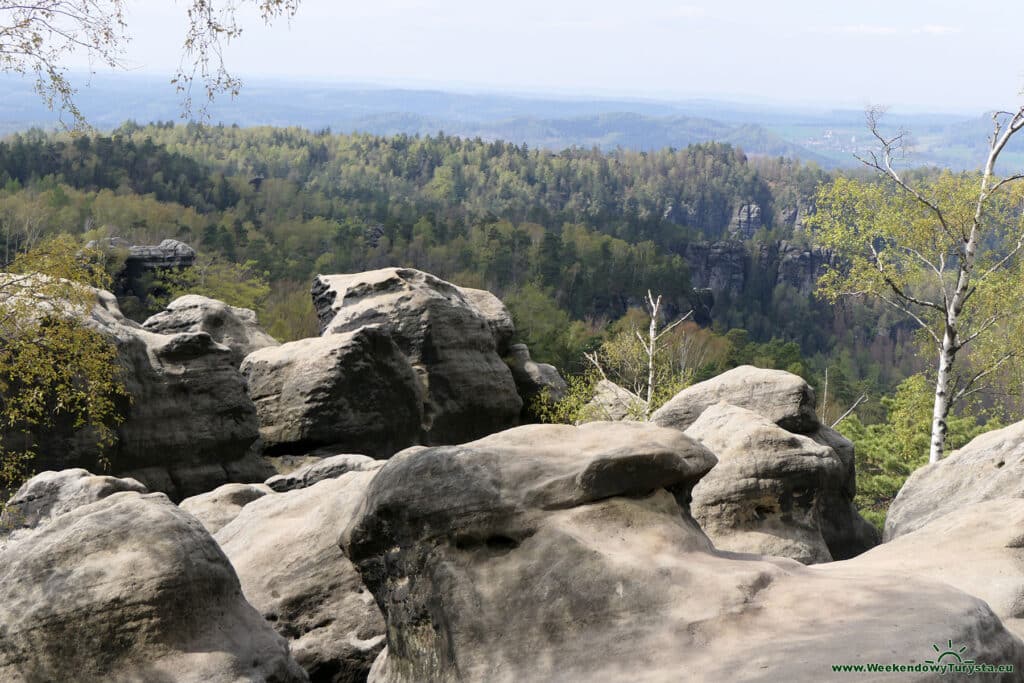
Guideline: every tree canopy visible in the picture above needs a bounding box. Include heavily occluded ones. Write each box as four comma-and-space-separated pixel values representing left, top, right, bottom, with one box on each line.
813, 108, 1024, 461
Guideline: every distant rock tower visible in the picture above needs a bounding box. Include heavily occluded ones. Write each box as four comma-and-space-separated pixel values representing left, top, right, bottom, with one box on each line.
729, 203, 762, 240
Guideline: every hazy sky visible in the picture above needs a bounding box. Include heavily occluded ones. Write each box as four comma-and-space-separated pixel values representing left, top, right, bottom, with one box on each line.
86, 0, 1024, 113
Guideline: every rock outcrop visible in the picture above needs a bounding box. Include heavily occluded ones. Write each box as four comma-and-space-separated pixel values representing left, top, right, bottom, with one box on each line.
458, 286, 515, 354
684, 403, 846, 563
179, 482, 274, 534
241, 326, 423, 457
143, 294, 279, 366
87, 237, 197, 308
756, 240, 837, 294
885, 420, 1024, 540
505, 343, 568, 412
24, 286, 264, 500
652, 365, 819, 433
0, 489, 307, 682
341, 422, 1024, 682
217, 471, 385, 682
264, 453, 383, 492
311, 268, 522, 444
653, 368, 877, 560
680, 239, 835, 301
680, 241, 747, 296
729, 202, 762, 240
579, 379, 642, 422
853, 498, 1024, 638
0, 469, 147, 539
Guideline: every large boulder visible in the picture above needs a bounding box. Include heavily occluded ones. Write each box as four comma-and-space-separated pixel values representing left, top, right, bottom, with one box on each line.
143, 294, 279, 366
652, 365, 819, 433
22, 287, 263, 500
579, 379, 642, 422
179, 482, 274, 534
241, 326, 423, 458
885, 420, 1024, 540
217, 471, 385, 682
684, 403, 847, 564
457, 286, 515, 354
0, 489, 307, 682
341, 422, 1024, 682
653, 369, 879, 560
505, 343, 568, 412
264, 453, 383, 492
809, 424, 881, 559
853, 498, 1024, 638
311, 268, 522, 444
1, 468, 147, 540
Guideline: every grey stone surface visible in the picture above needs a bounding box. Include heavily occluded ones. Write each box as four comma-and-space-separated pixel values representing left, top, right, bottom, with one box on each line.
217, 471, 384, 682
855, 498, 1024, 638
885, 420, 1024, 540
1, 469, 147, 540
457, 286, 515, 355
264, 453, 383, 492
311, 268, 521, 444
143, 294, 279, 366
179, 482, 274, 534
0, 491, 307, 682
241, 326, 423, 458
506, 343, 569, 409
579, 379, 642, 422
20, 286, 262, 500
341, 422, 1024, 683
685, 403, 846, 563
652, 365, 819, 434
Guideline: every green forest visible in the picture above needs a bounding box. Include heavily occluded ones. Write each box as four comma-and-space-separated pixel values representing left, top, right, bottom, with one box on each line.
0, 123, 1007, 524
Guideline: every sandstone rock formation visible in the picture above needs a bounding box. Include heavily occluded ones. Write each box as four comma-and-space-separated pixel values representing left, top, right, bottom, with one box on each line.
885, 420, 1024, 540
680, 240, 835, 302
505, 343, 568, 412
341, 422, 1024, 682
264, 453, 383, 492
311, 268, 522, 444
680, 241, 747, 296
179, 482, 274, 534
756, 240, 837, 294
684, 403, 846, 563
87, 237, 197, 307
241, 326, 423, 457
25, 286, 264, 500
458, 286, 515, 354
853, 498, 1024, 638
0, 468, 147, 540
654, 368, 877, 560
0, 489, 307, 682
729, 202, 762, 240
652, 364, 819, 433
217, 471, 385, 682
143, 294, 279, 366
579, 379, 642, 422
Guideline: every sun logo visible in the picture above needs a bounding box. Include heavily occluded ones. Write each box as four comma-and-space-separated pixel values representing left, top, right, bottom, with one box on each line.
925, 640, 975, 666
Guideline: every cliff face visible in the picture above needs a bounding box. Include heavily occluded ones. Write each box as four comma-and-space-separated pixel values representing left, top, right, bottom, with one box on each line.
682, 239, 834, 299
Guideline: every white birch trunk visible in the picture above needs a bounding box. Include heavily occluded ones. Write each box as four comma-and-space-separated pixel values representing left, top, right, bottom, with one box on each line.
929, 330, 955, 463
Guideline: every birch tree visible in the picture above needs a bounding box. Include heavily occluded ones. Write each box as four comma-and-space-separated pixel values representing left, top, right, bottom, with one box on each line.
813, 106, 1024, 463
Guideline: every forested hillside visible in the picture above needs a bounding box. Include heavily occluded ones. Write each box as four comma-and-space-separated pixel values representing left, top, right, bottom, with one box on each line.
0, 123, 915, 414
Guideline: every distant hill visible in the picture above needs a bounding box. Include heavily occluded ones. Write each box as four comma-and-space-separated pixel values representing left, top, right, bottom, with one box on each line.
1, 74, 1021, 169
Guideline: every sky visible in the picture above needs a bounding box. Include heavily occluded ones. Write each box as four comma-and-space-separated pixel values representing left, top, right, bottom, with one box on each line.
70, 0, 1024, 114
